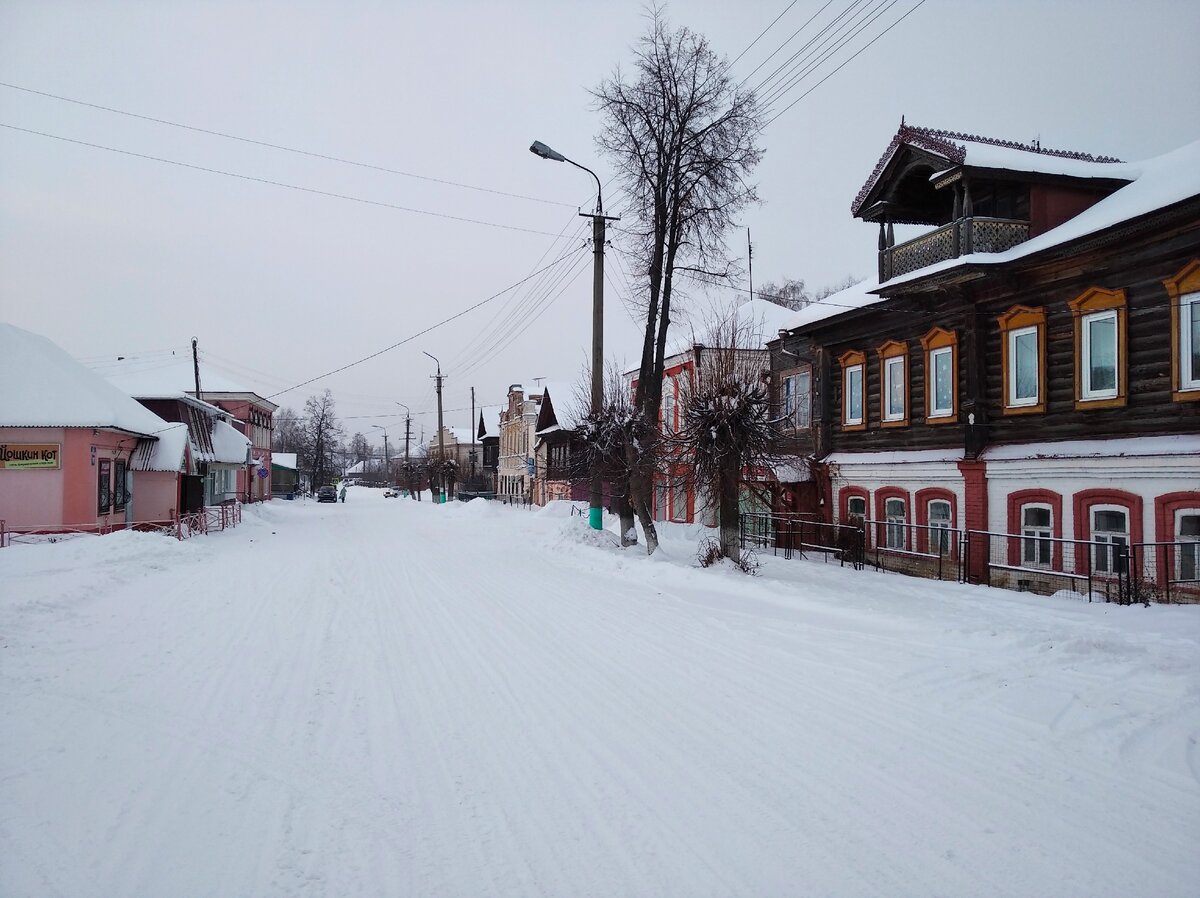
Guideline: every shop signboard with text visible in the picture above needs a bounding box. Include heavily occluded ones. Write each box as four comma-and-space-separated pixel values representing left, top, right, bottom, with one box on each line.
0, 443, 62, 469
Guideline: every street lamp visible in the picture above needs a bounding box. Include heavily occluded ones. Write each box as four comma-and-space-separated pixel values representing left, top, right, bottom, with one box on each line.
372, 425, 390, 486
529, 139, 618, 531
396, 402, 413, 499
424, 351, 447, 503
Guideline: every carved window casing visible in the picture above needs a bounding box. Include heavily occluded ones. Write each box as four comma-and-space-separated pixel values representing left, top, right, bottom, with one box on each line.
1067, 287, 1127, 409
1164, 259, 1200, 401
920, 328, 957, 423
839, 350, 866, 431
877, 340, 909, 427
998, 306, 1046, 415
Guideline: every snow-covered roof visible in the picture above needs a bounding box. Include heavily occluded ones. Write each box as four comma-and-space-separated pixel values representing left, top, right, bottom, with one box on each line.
0, 323, 171, 437
133, 422, 190, 473
882, 137, 1200, 290
477, 405, 502, 440
272, 452, 298, 470
535, 382, 586, 435
210, 419, 251, 465
853, 123, 1127, 216
826, 448, 965, 466
983, 434, 1200, 461
95, 354, 278, 410
778, 279, 886, 332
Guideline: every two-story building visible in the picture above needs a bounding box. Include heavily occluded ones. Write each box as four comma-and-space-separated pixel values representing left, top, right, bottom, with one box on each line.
770, 123, 1200, 599
476, 405, 501, 494
532, 382, 587, 506
628, 297, 797, 525
497, 385, 542, 501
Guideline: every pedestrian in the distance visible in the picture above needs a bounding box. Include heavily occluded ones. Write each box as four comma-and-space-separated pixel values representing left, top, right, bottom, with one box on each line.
339, 484, 347, 503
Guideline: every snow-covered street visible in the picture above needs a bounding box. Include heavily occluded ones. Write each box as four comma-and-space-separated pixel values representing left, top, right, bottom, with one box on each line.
2, 491, 1198, 897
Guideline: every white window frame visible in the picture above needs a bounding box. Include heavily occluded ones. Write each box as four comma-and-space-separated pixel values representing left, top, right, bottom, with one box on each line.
884, 497, 906, 550
1182, 292, 1200, 392
844, 364, 864, 425
929, 345, 954, 418
883, 356, 905, 422
670, 482, 688, 522
1080, 309, 1119, 401
1021, 503, 1053, 568
661, 376, 676, 434
1176, 509, 1200, 582
846, 495, 867, 519
1008, 325, 1040, 407
1091, 505, 1129, 574
783, 368, 812, 430
928, 499, 952, 554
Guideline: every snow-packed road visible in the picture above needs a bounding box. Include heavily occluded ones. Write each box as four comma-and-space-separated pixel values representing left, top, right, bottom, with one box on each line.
2, 491, 1198, 897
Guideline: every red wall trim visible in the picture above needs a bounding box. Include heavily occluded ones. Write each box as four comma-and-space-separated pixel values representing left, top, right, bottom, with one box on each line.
957, 460, 989, 582
873, 486, 911, 550
914, 487, 957, 553
1154, 491, 1200, 586
1072, 488, 1144, 576
1005, 488, 1064, 569
839, 485, 869, 523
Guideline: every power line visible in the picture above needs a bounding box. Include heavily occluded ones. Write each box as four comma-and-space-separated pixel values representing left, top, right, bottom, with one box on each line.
764, 0, 930, 126
726, 0, 804, 71
264, 244, 587, 398
758, 0, 901, 113
0, 81, 576, 209
738, 0, 840, 87
0, 123, 577, 240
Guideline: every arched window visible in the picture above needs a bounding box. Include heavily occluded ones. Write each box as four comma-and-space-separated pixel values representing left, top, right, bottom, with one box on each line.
928, 499, 952, 554
1021, 504, 1053, 568
885, 497, 907, 549
1092, 506, 1129, 574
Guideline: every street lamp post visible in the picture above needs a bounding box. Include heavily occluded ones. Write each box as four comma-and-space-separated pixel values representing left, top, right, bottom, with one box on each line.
396, 402, 412, 498
424, 351, 446, 504
529, 140, 618, 531
372, 425, 390, 486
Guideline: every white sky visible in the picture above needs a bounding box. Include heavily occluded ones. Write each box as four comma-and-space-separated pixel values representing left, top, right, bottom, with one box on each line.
2, 1, 1197, 446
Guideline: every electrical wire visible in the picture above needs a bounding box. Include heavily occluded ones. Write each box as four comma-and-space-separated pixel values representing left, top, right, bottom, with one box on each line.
0, 123, 578, 240
725, 0, 804, 71
738, 0, 840, 87
0, 81, 576, 209
264, 244, 586, 398
763, 0, 930, 126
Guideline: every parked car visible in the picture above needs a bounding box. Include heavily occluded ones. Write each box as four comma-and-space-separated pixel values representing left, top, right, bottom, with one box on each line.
317, 485, 337, 503
384, 488, 399, 498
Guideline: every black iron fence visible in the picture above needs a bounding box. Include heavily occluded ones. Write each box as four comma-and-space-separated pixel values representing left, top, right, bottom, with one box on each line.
862, 519, 963, 582
738, 514, 1199, 604
740, 513, 863, 568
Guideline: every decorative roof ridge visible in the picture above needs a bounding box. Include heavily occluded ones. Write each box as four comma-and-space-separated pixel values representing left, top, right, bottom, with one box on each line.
851, 121, 1124, 216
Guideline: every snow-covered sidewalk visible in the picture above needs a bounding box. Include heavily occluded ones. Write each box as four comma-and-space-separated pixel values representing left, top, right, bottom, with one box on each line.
2, 491, 1198, 897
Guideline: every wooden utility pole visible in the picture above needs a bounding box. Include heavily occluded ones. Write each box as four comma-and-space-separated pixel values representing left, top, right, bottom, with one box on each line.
425, 352, 446, 502
191, 337, 202, 401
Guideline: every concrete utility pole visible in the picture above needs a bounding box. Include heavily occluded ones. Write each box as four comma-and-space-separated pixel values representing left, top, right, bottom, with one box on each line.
530, 140, 619, 531
424, 351, 446, 503
191, 337, 202, 402
397, 402, 412, 498
470, 386, 477, 482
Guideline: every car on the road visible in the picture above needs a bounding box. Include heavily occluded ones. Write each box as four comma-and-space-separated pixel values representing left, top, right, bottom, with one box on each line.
384, 488, 399, 498
317, 485, 338, 503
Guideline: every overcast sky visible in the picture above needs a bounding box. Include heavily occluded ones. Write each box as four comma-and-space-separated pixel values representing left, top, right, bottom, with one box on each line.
3, 1, 1198, 445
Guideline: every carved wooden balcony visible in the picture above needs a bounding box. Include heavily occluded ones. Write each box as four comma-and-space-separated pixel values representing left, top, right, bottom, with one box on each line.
880, 216, 1030, 281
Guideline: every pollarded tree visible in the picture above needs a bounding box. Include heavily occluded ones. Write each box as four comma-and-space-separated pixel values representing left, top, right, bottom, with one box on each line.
594, 7, 763, 554
299, 389, 343, 489
676, 307, 781, 564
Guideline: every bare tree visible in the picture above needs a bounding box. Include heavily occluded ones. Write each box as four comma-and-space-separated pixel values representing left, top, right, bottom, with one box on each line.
575, 364, 662, 547
814, 274, 864, 301
349, 432, 371, 465
676, 306, 780, 564
594, 8, 763, 553
299, 390, 343, 490
757, 278, 811, 310
272, 406, 304, 453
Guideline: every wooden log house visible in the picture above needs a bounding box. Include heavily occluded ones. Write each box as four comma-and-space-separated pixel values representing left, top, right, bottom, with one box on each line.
769, 124, 1200, 599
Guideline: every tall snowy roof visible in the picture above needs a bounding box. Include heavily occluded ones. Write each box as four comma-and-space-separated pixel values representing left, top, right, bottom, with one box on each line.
133, 422, 190, 473
477, 405, 502, 440
535, 382, 587, 435
0, 323, 171, 437
210, 419, 251, 465
852, 123, 1129, 216
882, 136, 1200, 290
